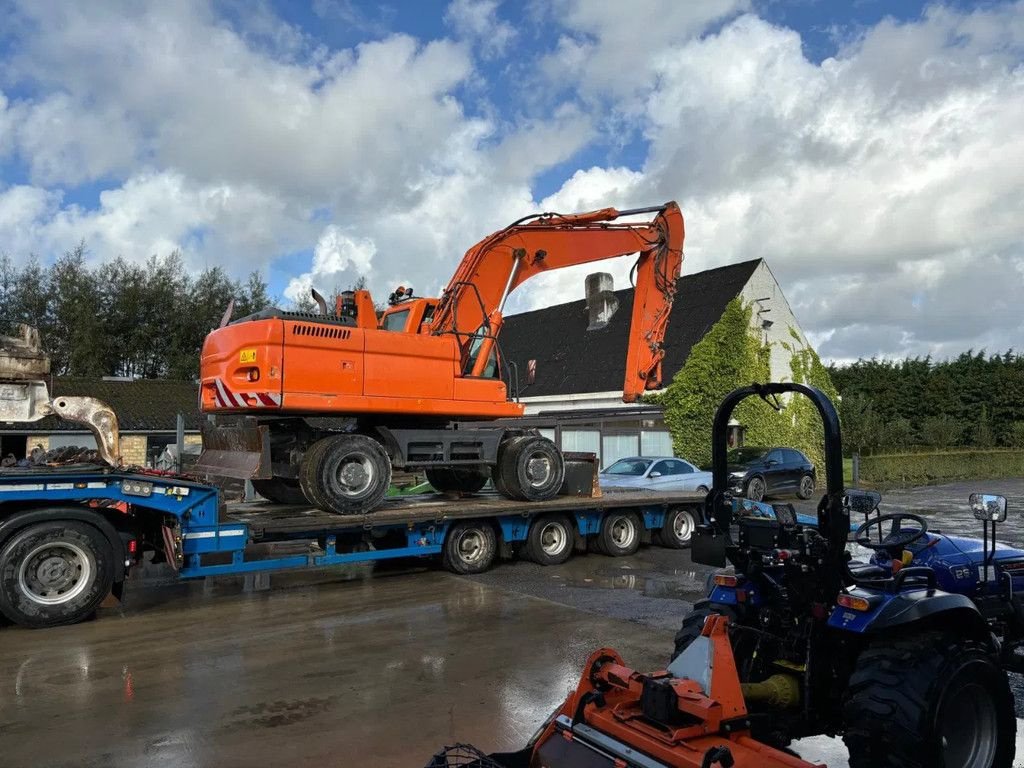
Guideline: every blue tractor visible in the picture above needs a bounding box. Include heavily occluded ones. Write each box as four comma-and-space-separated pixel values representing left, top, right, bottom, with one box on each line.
678, 382, 1020, 768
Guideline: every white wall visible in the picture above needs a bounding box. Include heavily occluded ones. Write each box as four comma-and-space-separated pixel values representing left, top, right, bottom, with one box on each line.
738, 260, 813, 383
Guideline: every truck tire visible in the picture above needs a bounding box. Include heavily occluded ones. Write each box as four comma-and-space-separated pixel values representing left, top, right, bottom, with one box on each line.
0, 521, 115, 628
442, 521, 497, 575
498, 436, 565, 502
595, 511, 641, 557
251, 477, 309, 505
524, 514, 574, 566
299, 434, 392, 515
655, 506, 697, 549
843, 630, 1016, 768
426, 467, 489, 494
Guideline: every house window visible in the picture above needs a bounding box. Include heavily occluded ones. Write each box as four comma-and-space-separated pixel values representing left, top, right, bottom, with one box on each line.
562, 429, 600, 460
601, 433, 638, 468
640, 430, 672, 457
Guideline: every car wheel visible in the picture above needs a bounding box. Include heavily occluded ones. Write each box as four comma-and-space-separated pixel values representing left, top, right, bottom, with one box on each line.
797, 474, 815, 500
696, 485, 709, 494
745, 476, 766, 502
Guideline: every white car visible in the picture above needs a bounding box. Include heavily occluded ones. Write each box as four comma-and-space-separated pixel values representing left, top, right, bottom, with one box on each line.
598, 456, 712, 493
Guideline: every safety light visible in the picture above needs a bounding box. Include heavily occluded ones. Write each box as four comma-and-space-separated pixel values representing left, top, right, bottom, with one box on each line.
837, 594, 871, 612
713, 574, 738, 587
121, 479, 153, 497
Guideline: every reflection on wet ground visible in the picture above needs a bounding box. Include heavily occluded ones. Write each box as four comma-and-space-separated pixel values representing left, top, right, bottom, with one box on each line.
1, 478, 1022, 767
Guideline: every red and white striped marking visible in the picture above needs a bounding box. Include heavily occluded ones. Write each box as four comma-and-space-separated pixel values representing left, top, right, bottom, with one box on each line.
212, 378, 281, 409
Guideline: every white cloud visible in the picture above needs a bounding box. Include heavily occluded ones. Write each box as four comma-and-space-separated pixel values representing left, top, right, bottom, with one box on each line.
284, 226, 376, 302
445, 0, 516, 59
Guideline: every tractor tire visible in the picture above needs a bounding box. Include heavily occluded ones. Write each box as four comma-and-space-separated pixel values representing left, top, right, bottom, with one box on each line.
745, 476, 766, 502
251, 477, 309, 505
426, 467, 489, 494
0, 521, 115, 628
498, 436, 564, 502
299, 434, 392, 515
442, 521, 497, 575
524, 514, 574, 566
796, 474, 815, 500
655, 506, 698, 549
843, 630, 1016, 768
595, 511, 641, 557
670, 599, 737, 662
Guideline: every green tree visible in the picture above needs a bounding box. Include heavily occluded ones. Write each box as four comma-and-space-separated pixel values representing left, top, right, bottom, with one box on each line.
921, 415, 964, 449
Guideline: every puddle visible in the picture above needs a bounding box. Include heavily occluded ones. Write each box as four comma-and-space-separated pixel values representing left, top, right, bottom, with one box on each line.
551, 565, 705, 599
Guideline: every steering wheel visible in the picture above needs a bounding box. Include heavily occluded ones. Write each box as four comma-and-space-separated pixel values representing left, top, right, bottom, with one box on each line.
854, 513, 928, 552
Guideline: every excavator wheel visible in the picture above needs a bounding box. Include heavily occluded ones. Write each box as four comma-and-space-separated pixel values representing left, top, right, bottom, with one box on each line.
497, 436, 564, 502
491, 435, 527, 498
299, 433, 392, 515
426, 467, 489, 494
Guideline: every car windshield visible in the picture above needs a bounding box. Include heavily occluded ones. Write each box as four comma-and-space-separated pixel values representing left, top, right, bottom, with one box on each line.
728, 448, 767, 464
603, 459, 652, 476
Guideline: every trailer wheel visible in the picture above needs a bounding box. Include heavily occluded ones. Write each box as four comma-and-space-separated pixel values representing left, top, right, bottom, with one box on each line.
299, 434, 392, 515
595, 511, 641, 557
0, 521, 115, 628
251, 477, 309, 505
426, 467, 489, 494
524, 514, 574, 566
843, 630, 1016, 768
442, 521, 497, 575
655, 506, 697, 549
498, 436, 565, 502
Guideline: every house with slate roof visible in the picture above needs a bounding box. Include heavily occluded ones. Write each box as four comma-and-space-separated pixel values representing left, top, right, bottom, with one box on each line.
498, 259, 815, 467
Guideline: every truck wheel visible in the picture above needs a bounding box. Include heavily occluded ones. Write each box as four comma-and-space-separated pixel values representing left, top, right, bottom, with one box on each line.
426, 467, 489, 494
0, 521, 115, 628
499, 436, 565, 502
655, 506, 697, 549
299, 434, 392, 515
524, 514, 574, 566
843, 631, 1016, 768
251, 477, 309, 505
442, 521, 497, 574
595, 511, 641, 557
796, 474, 815, 500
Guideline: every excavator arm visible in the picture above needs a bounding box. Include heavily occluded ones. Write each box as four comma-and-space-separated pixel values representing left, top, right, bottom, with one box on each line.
429, 202, 684, 402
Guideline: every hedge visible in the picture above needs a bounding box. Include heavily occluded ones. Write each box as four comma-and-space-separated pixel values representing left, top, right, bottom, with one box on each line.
859, 450, 1024, 486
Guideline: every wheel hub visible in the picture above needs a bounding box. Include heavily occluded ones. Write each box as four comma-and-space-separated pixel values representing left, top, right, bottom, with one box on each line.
337, 454, 374, 495
611, 517, 636, 547
673, 510, 693, 541
526, 455, 552, 487
540, 523, 566, 554
19, 542, 92, 605
458, 531, 484, 563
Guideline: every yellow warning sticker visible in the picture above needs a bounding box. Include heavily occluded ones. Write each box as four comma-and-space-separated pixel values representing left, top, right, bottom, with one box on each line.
239, 349, 257, 363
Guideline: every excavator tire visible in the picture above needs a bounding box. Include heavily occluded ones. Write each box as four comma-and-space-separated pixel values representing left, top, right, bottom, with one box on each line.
426, 467, 489, 494
251, 477, 309, 505
491, 436, 528, 498
843, 630, 1015, 768
498, 436, 564, 502
299, 434, 392, 515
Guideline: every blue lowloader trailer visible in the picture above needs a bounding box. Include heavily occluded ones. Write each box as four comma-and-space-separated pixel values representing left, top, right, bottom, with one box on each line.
0, 465, 703, 629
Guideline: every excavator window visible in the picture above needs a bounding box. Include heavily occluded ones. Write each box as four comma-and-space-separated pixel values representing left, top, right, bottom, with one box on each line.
381, 308, 410, 332
464, 329, 498, 378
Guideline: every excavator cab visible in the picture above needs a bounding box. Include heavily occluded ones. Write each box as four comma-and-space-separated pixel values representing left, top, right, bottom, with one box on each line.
379, 295, 438, 333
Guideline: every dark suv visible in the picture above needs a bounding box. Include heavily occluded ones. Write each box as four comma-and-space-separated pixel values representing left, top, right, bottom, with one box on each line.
727, 446, 816, 501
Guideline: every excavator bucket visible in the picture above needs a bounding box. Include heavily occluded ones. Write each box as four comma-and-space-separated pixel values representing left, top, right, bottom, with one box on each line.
193, 422, 273, 480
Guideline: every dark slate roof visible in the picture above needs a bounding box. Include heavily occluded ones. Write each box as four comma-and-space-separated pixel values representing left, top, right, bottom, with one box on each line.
7, 378, 200, 433
501, 259, 761, 397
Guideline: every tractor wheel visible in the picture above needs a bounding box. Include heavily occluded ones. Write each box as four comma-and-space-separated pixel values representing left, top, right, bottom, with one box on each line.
595, 511, 641, 557
426, 467, 489, 494
670, 599, 738, 662
0, 521, 115, 628
498, 436, 564, 502
251, 477, 309, 505
299, 434, 392, 515
843, 630, 1016, 768
442, 521, 497, 575
796, 474, 815, 500
655, 506, 697, 549
745, 476, 766, 501
524, 514, 574, 566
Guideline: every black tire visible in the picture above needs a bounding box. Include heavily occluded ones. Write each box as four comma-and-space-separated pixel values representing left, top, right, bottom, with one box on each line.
442, 521, 497, 575
299, 434, 392, 515
499, 436, 565, 502
796, 474, 815, 500
596, 511, 641, 557
655, 506, 698, 549
696, 485, 709, 494
843, 631, 1016, 768
0, 521, 115, 628
524, 514, 574, 566
426, 467, 489, 494
492, 435, 527, 498
251, 477, 309, 505
745, 475, 766, 502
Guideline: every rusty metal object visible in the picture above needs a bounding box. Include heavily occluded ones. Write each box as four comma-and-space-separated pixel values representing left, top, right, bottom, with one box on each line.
0, 324, 54, 424
49, 396, 122, 467
194, 422, 272, 479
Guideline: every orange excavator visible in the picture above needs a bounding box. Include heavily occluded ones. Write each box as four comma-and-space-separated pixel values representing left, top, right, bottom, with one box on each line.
196, 202, 684, 514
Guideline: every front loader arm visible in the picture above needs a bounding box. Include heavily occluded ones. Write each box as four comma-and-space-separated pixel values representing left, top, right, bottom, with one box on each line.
430, 202, 684, 401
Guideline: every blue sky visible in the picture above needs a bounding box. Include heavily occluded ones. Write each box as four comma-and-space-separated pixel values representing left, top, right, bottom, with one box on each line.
0, 0, 1022, 361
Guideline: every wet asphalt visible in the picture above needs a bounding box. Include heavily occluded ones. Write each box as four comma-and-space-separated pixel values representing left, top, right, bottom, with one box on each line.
2, 479, 1024, 767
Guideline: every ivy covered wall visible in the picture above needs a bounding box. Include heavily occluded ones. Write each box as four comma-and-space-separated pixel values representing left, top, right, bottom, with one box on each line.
655, 297, 838, 483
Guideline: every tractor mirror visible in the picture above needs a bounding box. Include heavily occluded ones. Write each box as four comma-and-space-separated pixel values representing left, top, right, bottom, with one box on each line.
970, 493, 1007, 522
845, 489, 881, 514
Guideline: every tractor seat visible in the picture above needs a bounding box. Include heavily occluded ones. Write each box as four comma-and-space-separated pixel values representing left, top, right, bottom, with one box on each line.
848, 561, 890, 580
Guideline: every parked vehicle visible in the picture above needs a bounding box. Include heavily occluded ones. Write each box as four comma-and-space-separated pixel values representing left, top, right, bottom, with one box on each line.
727, 445, 815, 501
599, 456, 712, 493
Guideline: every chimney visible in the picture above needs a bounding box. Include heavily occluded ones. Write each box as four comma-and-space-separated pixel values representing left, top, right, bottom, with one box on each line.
585, 272, 619, 331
